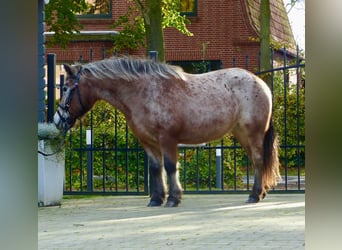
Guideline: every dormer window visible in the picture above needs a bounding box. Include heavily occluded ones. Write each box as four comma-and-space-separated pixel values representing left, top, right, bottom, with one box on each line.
77, 0, 111, 18
180, 0, 197, 16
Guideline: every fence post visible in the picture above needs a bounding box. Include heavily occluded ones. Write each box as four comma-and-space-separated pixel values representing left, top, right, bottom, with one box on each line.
86, 129, 93, 192
216, 146, 222, 189
59, 75, 64, 100
47, 53, 56, 123
149, 51, 158, 62
38, 0, 46, 123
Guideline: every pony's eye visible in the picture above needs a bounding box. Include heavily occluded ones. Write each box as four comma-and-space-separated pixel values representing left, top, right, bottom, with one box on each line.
62, 86, 68, 92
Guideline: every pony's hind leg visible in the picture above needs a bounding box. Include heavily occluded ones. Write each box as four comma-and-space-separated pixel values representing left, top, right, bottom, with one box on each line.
248, 153, 267, 203
233, 128, 267, 203
235, 121, 280, 203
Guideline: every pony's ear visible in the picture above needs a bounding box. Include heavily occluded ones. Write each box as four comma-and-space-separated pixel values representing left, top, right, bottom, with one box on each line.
63, 64, 75, 76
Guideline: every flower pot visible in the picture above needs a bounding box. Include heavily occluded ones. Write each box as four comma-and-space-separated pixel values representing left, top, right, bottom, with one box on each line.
38, 140, 65, 206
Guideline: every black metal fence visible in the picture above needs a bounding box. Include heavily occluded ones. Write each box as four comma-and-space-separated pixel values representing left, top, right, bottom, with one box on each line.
48, 47, 305, 196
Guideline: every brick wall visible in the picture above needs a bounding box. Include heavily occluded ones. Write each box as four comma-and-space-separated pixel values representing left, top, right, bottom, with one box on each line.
46, 0, 261, 71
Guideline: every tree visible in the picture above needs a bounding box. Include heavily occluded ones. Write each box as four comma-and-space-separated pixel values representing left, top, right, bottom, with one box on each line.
259, 0, 300, 86
45, 0, 87, 48
112, 0, 193, 61
142, 0, 164, 60
259, 0, 272, 86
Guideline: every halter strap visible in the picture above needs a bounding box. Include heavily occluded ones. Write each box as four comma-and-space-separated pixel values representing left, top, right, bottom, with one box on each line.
74, 67, 82, 86
72, 67, 85, 110
58, 67, 85, 112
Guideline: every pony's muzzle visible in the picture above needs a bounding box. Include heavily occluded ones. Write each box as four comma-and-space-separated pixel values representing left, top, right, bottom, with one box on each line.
53, 110, 74, 134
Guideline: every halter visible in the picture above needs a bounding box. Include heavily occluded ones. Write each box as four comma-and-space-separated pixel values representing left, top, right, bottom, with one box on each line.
56, 67, 85, 133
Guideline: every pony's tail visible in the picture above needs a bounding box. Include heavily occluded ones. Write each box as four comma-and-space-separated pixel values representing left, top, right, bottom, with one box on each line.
262, 118, 281, 189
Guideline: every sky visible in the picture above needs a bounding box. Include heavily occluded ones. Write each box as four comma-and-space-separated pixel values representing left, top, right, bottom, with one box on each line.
283, 0, 305, 51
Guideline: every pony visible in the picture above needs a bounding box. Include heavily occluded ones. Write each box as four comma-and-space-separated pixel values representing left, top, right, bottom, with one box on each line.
54, 57, 281, 207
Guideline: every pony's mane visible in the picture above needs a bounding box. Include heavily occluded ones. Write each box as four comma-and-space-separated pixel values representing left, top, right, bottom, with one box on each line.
81, 57, 184, 81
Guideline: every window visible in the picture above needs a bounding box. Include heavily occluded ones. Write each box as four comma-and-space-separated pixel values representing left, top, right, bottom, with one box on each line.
77, 0, 111, 18
180, 0, 197, 16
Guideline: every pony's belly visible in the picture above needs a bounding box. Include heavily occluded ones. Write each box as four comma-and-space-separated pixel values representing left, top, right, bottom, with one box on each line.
178, 123, 233, 144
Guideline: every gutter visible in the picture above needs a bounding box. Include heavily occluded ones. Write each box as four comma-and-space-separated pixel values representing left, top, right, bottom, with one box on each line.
44, 30, 119, 42
44, 30, 119, 36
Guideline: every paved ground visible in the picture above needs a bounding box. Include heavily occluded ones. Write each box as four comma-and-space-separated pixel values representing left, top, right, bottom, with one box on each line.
38, 194, 305, 249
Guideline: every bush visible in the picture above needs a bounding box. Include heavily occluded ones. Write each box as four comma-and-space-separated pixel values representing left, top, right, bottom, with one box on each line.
272, 68, 305, 170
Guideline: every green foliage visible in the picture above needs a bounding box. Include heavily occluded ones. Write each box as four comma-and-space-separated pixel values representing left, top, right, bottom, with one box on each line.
45, 0, 88, 48
64, 101, 145, 192
110, 3, 146, 52
178, 139, 246, 191
161, 0, 193, 36
111, 0, 193, 53
191, 42, 211, 73
272, 67, 305, 169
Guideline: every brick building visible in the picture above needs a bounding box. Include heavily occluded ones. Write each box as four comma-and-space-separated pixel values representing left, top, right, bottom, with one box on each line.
46, 0, 295, 73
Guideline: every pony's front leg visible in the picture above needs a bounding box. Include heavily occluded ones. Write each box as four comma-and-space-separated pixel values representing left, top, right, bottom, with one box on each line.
164, 156, 182, 207
148, 157, 167, 207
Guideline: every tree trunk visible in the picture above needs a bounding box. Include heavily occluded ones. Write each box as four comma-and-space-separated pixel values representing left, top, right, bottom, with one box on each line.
259, 0, 272, 86
144, 0, 165, 61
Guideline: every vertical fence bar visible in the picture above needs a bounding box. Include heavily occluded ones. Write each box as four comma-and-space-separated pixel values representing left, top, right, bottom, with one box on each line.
233, 138, 237, 190
220, 140, 224, 190
144, 152, 149, 194
79, 123, 83, 191
59, 74, 64, 100
114, 109, 118, 192
136, 139, 140, 192
296, 45, 301, 190
196, 148, 199, 190
68, 131, 73, 192
102, 134, 106, 192
86, 129, 93, 192
90, 48, 93, 62
283, 47, 288, 190
208, 144, 212, 191
183, 149, 187, 191
47, 53, 56, 123
216, 146, 222, 189
125, 124, 129, 192
102, 46, 106, 60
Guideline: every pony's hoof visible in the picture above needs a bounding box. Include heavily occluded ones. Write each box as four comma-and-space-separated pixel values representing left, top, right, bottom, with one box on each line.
147, 200, 162, 207
165, 197, 180, 207
246, 196, 260, 203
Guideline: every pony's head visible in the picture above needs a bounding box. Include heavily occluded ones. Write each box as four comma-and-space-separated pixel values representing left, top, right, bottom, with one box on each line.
54, 64, 92, 134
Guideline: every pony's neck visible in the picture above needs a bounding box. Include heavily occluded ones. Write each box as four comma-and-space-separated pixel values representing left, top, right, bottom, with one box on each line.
89, 76, 135, 117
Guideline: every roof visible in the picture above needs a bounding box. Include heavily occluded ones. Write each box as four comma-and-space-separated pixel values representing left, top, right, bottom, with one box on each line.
246, 0, 296, 49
